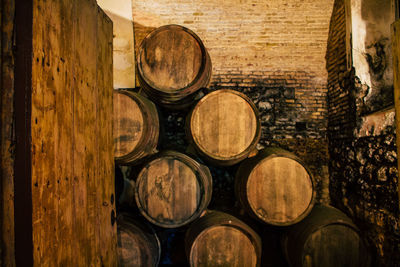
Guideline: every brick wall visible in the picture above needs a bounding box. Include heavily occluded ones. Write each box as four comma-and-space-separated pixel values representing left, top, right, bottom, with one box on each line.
327, 0, 400, 266
326, 0, 355, 139
132, 0, 334, 207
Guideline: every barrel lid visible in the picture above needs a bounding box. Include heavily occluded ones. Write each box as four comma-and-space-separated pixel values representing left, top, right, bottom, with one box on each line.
190, 89, 260, 162
113, 91, 144, 158
246, 155, 313, 225
117, 215, 161, 267
135, 151, 210, 228
301, 224, 364, 267
137, 25, 206, 93
190, 225, 258, 267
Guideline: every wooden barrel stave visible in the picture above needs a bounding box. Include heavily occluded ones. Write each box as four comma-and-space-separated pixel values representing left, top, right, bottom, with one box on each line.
137, 24, 212, 108
185, 210, 262, 267
235, 147, 315, 226
134, 151, 212, 228
282, 204, 370, 267
117, 213, 161, 267
186, 89, 261, 166
113, 90, 159, 165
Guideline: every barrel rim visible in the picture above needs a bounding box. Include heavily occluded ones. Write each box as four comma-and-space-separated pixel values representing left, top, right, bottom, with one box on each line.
137, 24, 209, 94
117, 213, 161, 267
185, 210, 262, 267
188, 89, 261, 164
246, 154, 315, 226
114, 90, 159, 164
235, 147, 316, 226
281, 204, 367, 267
188, 223, 259, 266
134, 150, 212, 228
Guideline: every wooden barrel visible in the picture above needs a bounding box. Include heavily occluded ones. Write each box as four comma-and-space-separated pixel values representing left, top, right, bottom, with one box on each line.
186, 89, 261, 166
134, 151, 212, 228
282, 205, 370, 267
136, 24, 212, 109
235, 147, 315, 226
185, 210, 262, 267
117, 214, 161, 267
113, 90, 159, 164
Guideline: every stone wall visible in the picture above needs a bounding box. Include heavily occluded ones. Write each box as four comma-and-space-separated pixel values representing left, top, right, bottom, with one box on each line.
327, 0, 400, 265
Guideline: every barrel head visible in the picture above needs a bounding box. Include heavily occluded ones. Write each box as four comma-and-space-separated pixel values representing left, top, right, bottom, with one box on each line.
246, 156, 313, 225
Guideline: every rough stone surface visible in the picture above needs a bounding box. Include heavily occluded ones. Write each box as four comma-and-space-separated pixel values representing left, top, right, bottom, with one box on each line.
329, 128, 400, 267
327, 1, 400, 266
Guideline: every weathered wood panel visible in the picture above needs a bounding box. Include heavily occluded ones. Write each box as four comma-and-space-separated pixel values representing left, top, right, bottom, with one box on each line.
96, 7, 117, 266
1, 0, 16, 266
30, 0, 116, 265
391, 19, 400, 211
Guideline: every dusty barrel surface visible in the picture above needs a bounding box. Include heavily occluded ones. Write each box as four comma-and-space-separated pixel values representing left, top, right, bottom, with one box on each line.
282, 205, 370, 267
137, 24, 212, 109
235, 147, 315, 226
113, 90, 159, 165
187, 89, 261, 166
134, 151, 212, 228
185, 210, 262, 267
117, 214, 161, 267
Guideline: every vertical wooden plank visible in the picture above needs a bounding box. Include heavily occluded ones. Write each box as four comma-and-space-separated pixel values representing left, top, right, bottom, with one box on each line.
96, 7, 117, 265
31, 0, 75, 265
392, 19, 400, 211
73, 0, 99, 265
30, 0, 117, 265
1, 0, 16, 266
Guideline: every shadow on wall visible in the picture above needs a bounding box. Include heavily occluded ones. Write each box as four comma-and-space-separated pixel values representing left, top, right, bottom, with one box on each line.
357, 0, 394, 115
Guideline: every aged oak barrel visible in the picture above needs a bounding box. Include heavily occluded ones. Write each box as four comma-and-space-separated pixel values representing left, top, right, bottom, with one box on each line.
282, 205, 370, 267
185, 210, 262, 267
137, 24, 212, 109
134, 151, 212, 228
187, 89, 261, 166
235, 147, 315, 226
117, 214, 161, 267
113, 90, 159, 165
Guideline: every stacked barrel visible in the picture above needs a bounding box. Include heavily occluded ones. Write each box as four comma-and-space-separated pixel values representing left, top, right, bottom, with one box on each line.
114, 25, 370, 267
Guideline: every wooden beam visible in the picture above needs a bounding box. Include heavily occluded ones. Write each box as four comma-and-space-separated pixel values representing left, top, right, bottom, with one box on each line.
1, 0, 16, 265
391, 19, 400, 211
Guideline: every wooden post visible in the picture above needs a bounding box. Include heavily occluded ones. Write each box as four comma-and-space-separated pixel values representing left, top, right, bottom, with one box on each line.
1, 0, 16, 266
392, 19, 400, 211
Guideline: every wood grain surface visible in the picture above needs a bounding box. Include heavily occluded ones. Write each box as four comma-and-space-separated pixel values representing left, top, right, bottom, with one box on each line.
301, 224, 362, 267
117, 215, 160, 267
189, 89, 260, 165
235, 147, 315, 226
135, 151, 212, 228
247, 157, 313, 224
1, 0, 15, 265
114, 92, 144, 157
30, 0, 117, 265
137, 25, 212, 108
190, 225, 257, 267
282, 205, 369, 267
139, 26, 202, 91
185, 210, 262, 267
113, 90, 159, 164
